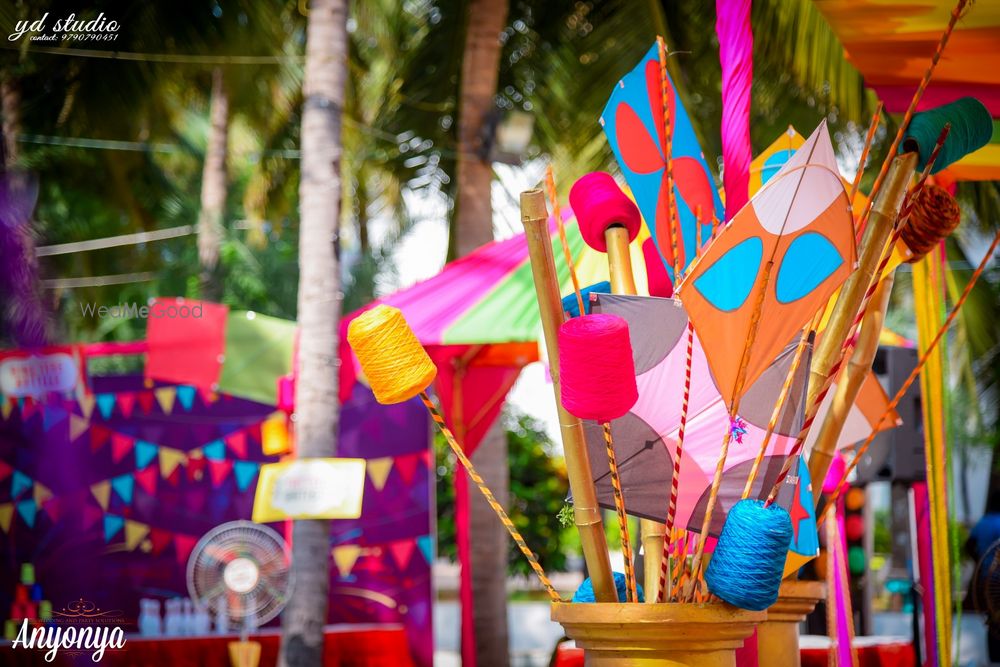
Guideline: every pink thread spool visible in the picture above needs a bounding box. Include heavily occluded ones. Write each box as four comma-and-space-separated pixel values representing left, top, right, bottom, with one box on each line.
558, 314, 638, 422
642, 237, 673, 297
569, 172, 642, 253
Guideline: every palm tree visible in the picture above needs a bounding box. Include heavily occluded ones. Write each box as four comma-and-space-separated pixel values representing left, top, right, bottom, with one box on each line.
277, 0, 348, 664
197, 68, 229, 302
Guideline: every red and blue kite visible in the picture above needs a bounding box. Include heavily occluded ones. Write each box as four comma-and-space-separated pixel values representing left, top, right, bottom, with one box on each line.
601, 42, 724, 283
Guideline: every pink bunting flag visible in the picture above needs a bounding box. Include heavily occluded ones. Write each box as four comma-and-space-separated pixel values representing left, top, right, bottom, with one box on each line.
110, 434, 134, 463
133, 467, 157, 496
136, 391, 156, 415
90, 425, 111, 453
208, 460, 234, 487
395, 453, 422, 486
116, 392, 136, 418
389, 539, 416, 570
716, 0, 753, 220
173, 534, 198, 565
224, 431, 248, 458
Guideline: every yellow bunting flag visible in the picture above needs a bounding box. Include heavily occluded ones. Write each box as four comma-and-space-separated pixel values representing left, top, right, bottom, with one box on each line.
69, 414, 89, 442
91, 481, 111, 511
158, 447, 187, 478
124, 520, 150, 551
366, 457, 393, 491
332, 544, 362, 578
1, 398, 12, 421
78, 393, 96, 420
33, 483, 52, 507
0, 503, 12, 533
261, 413, 290, 456
154, 387, 176, 415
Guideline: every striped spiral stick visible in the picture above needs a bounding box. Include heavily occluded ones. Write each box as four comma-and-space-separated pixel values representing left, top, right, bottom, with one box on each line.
602, 421, 637, 602
819, 228, 1000, 518
546, 165, 585, 316
657, 36, 681, 279
419, 391, 562, 602
741, 322, 813, 500
856, 0, 967, 231
763, 127, 951, 505
850, 103, 883, 205
657, 321, 695, 601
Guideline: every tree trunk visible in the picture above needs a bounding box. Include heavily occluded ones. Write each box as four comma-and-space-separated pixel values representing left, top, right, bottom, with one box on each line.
454, 2, 510, 665
277, 1, 347, 665
197, 67, 229, 302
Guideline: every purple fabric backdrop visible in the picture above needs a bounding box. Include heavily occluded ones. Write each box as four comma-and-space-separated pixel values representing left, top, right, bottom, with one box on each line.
0, 376, 432, 667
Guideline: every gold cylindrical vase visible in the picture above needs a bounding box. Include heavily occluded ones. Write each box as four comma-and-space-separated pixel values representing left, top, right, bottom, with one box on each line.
756, 580, 826, 667
552, 602, 764, 666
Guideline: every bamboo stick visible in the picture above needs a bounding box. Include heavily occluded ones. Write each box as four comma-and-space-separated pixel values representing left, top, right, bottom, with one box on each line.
806, 153, 916, 490
520, 189, 617, 603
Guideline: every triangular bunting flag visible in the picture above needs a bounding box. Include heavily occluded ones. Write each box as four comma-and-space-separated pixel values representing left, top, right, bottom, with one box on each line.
367, 457, 393, 491
103, 514, 124, 542
395, 453, 421, 486
389, 539, 416, 570
208, 460, 234, 487
135, 441, 158, 469
111, 434, 135, 463
90, 425, 111, 452
95, 393, 116, 420
20, 396, 36, 421
149, 527, 172, 555
78, 393, 96, 419
33, 483, 52, 507
417, 534, 433, 565
175, 386, 196, 411
124, 520, 150, 551
90, 481, 111, 511
197, 386, 217, 405
1, 397, 12, 420
158, 447, 187, 478
224, 431, 248, 458
134, 466, 157, 495
80, 505, 103, 532
154, 387, 176, 414
11, 470, 32, 498
110, 474, 134, 505
0, 503, 12, 533
136, 391, 155, 415
116, 392, 136, 418
16, 499, 36, 528
333, 544, 362, 578
203, 440, 225, 461
40, 496, 60, 522
42, 404, 68, 432
0, 461, 10, 483
174, 534, 197, 565
69, 414, 89, 442
232, 461, 259, 492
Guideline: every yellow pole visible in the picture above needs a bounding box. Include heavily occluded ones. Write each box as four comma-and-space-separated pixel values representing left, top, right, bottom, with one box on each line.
604, 226, 663, 602
806, 152, 916, 489
521, 189, 617, 602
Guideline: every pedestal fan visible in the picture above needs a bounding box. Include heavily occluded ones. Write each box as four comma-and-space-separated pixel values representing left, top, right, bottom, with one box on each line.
186, 520, 293, 667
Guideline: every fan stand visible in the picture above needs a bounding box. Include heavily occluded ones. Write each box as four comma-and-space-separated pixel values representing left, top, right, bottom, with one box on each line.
228, 628, 261, 667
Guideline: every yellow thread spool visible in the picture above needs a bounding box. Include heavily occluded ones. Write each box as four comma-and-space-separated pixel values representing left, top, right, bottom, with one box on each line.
347, 305, 437, 404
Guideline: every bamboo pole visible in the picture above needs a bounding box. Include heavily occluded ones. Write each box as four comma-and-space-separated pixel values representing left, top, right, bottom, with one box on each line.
604, 226, 663, 603
521, 189, 617, 603
808, 273, 895, 485
806, 153, 916, 489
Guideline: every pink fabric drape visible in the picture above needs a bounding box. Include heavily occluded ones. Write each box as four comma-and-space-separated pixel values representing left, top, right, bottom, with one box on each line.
914, 482, 938, 667
716, 0, 754, 220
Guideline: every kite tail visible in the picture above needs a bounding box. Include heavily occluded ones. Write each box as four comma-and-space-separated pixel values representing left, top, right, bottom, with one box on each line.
716, 0, 753, 221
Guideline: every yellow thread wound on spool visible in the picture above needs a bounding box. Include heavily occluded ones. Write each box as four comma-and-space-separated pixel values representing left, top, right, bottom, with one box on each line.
347, 305, 437, 404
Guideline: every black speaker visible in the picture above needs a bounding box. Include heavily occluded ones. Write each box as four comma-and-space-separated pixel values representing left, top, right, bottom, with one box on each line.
855, 345, 925, 482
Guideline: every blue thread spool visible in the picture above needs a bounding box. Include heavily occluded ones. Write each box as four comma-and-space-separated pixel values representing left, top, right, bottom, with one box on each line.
901, 97, 993, 173
705, 499, 792, 611
573, 572, 645, 603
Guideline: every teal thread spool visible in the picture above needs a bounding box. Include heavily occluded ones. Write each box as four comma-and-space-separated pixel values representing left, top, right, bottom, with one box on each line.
901, 97, 993, 173
572, 572, 645, 603
705, 499, 792, 611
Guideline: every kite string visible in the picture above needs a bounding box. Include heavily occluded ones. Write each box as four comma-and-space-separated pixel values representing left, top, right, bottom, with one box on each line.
855, 0, 967, 233
851, 102, 884, 239
419, 391, 562, 602
688, 260, 774, 595
602, 421, 638, 601
658, 320, 695, 601
545, 165, 585, 316
763, 126, 951, 505
819, 227, 1000, 518
657, 36, 682, 280
740, 319, 814, 500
